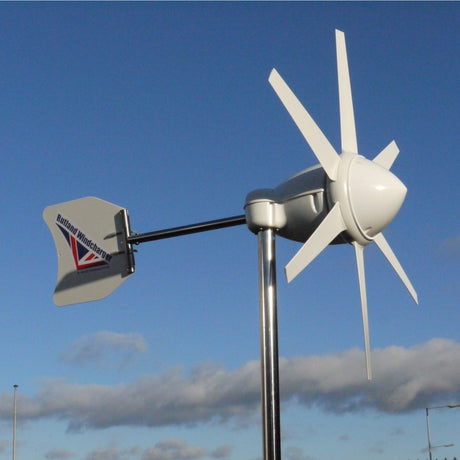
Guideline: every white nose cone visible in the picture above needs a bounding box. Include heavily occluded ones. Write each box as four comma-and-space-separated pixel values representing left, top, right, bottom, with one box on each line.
348, 157, 407, 239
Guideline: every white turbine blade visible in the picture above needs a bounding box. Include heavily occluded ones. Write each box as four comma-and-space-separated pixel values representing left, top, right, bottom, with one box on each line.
269, 68, 340, 181
285, 203, 346, 282
354, 243, 372, 380
336, 30, 358, 155
373, 232, 419, 304
372, 140, 400, 170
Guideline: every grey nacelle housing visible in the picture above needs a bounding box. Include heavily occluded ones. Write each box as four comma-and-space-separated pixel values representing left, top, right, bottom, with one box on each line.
245, 164, 330, 243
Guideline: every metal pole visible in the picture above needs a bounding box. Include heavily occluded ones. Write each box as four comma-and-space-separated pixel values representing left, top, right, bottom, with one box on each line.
426, 407, 432, 460
258, 229, 281, 460
127, 215, 246, 244
425, 404, 460, 460
13, 384, 18, 460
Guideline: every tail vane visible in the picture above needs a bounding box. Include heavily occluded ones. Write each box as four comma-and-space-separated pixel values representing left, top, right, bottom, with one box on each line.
43, 197, 134, 306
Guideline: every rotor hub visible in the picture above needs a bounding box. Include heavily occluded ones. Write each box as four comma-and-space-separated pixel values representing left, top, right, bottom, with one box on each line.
329, 153, 407, 245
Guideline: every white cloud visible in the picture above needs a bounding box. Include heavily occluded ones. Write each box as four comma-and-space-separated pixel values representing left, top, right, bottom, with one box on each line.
210, 445, 233, 458
45, 448, 75, 459
84, 441, 223, 460
60, 331, 147, 368
86, 446, 124, 460
85, 445, 141, 460
141, 439, 206, 460
389, 426, 404, 436
1, 339, 460, 432
284, 446, 314, 460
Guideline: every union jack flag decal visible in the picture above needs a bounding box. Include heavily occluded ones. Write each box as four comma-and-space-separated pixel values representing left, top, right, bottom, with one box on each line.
56, 224, 109, 271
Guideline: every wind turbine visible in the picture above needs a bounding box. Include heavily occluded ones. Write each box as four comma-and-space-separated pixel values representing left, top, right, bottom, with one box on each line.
44, 30, 417, 460
245, 30, 418, 380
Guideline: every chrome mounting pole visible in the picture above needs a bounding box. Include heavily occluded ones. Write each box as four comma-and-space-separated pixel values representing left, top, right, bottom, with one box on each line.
258, 228, 281, 460
120, 210, 282, 460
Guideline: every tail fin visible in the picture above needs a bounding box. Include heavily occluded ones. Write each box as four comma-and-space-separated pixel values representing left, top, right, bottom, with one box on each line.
43, 197, 134, 306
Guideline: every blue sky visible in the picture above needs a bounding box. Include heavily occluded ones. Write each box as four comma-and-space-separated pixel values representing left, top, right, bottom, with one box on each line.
0, 2, 458, 460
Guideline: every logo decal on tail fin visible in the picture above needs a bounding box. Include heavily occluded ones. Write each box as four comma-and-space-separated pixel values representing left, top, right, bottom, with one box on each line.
55, 214, 112, 271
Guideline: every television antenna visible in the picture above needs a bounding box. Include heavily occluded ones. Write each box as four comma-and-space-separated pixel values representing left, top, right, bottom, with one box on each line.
44, 30, 418, 460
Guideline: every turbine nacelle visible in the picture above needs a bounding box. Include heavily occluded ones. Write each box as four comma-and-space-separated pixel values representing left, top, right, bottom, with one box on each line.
245, 152, 407, 247
245, 30, 418, 380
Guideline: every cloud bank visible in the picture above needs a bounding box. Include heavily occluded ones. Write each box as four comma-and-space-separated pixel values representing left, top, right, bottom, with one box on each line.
80, 440, 232, 460
1, 338, 460, 432
45, 448, 76, 459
